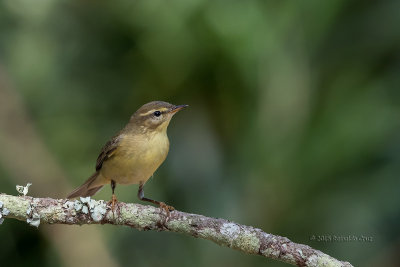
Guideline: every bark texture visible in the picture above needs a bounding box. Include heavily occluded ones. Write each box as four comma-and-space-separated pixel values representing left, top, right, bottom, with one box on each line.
0, 194, 352, 267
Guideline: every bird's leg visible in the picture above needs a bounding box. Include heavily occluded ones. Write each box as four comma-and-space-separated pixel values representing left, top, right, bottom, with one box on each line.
138, 181, 174, 216
108, 180, 118, 211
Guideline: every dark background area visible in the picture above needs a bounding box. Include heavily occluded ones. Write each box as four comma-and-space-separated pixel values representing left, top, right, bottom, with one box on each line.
0, 1, 399, 266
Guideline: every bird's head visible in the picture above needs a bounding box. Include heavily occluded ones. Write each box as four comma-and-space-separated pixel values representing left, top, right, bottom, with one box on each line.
130, 101, 188, 133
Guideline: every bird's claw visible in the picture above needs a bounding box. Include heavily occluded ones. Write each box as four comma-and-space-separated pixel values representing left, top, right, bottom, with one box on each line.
159, 202, 174, 217
108, 194, 118, 212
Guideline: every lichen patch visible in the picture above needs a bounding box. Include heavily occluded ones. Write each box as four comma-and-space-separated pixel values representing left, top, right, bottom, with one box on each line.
233, 229, 260, 254
16, 183, 32, 196
220, 223, 240, 239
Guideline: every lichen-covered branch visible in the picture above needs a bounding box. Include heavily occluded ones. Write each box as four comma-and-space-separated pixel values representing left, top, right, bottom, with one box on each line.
0, 194, 352, 267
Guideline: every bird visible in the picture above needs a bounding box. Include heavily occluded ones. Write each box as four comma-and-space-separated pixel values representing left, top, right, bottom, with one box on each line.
67, 101, 188, 212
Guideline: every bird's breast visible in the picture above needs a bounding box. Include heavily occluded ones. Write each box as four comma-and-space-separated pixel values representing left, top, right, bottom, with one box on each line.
100, 132, 170, 184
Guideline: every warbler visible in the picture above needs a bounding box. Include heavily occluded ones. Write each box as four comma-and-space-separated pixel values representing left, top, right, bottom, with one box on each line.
67, 101, 188, 212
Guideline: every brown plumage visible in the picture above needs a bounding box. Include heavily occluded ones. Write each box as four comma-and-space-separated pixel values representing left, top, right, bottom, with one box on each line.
67, 101, 188, 211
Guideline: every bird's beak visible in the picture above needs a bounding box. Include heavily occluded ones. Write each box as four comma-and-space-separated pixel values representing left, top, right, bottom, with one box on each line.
169, 104, 189, 114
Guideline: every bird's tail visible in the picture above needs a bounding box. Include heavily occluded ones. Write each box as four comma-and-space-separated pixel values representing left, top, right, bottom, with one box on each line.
67, 172, 104, 198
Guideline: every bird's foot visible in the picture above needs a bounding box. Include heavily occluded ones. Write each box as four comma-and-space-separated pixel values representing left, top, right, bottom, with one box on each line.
108, 194, 118, 212
159, 202, 174, 217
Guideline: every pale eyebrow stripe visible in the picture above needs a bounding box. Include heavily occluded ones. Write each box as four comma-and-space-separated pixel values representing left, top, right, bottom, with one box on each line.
139, 107, 169, 116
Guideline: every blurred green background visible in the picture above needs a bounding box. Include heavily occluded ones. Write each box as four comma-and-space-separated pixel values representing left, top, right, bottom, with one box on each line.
0, 0, 399, 266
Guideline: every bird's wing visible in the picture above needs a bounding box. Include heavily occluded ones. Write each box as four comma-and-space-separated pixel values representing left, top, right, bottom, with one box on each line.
95, 135, 121, 171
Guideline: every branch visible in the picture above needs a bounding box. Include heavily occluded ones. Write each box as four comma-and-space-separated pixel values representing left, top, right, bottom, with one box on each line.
0, 194, 352, 267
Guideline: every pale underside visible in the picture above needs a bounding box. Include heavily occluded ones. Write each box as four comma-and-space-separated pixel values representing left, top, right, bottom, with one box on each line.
89, 131, 170, 188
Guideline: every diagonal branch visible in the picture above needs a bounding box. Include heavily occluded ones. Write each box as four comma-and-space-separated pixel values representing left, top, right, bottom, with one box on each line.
0, 194, 352, 267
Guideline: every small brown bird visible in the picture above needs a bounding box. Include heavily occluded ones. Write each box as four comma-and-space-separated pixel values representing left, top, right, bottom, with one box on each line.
67, 101, 188, 212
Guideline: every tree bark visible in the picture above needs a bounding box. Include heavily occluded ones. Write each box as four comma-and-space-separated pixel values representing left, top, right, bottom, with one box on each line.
0, 194, 352, 267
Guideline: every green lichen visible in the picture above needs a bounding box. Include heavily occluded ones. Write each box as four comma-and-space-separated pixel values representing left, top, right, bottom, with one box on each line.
306, 254, 342, 267
167, 219, 192, 233
0, 195, 30, 218
316, 255, 342, 267
197, 226, 260, 254
118, 205, 161, 229
261, 247, 280, 258
118, 205, 139, 223
198, 227, 218, 240
232, 230, 260, 254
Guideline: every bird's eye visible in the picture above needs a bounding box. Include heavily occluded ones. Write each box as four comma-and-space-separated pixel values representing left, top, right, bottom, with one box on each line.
153, 111, 161, 117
